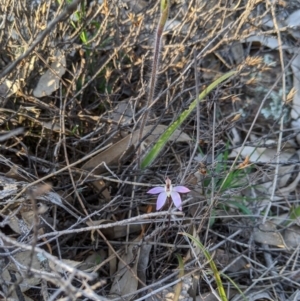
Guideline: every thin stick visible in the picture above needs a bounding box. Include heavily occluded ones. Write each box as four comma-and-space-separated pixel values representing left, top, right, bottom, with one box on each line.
181, 49, 200, 183
262, 1, 286, 224
37, 211, 184, 240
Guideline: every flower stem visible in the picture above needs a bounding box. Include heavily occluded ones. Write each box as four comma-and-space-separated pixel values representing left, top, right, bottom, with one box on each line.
138, 0, 170, 168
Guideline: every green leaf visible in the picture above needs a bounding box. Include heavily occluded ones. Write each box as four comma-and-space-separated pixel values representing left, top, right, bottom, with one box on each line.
160, 0, 169, 11
290, 205, 300, 220
285, 205, 300, 226
218, 170, 238, 191
209, 209, 217, 227
225, 200, 254, 219
141, 71, 236, 169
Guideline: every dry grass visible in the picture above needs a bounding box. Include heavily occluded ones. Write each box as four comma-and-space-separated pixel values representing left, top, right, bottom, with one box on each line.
1, 0, 300, 300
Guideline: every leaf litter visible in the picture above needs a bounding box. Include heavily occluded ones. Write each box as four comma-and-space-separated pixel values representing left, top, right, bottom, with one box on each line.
1, 0, 300, 300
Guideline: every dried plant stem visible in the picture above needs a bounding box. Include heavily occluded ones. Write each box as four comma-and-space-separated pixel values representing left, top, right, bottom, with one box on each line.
37, 211, 184, 240
138, 0, 170, 167
181, 50, 200, 183
263, 1, 286, 224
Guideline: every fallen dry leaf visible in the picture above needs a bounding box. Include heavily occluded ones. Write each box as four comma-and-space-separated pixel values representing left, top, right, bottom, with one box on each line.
2, 251, 42, 292
137, 243, 152, 290
285, 9, 300, 39
109, 236, 141, 298
82, 124, 190, 173
283, 225, 300, 248
108, 100, 134, 127
253, 221, 286, 248
33, 50, 66, 97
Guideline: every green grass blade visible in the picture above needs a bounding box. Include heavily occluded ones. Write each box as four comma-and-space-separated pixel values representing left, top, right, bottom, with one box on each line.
161, 0, 169, 10
141, 71, 236, 169
221, 273, 247, 301
225, 200, 254, 219
180, 232, 228, 301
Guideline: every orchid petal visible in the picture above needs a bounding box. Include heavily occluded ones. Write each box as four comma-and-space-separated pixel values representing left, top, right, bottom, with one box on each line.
171, 191, 182, 210
147, 187, 165, 194
156, 192, 167, 210
173, 186, 190, 193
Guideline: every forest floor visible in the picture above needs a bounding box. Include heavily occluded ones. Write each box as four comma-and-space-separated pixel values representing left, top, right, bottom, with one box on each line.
1, 1, 300, 301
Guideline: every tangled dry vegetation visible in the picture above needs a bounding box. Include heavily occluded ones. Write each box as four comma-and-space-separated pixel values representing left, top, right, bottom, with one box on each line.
1, 0, 300, 300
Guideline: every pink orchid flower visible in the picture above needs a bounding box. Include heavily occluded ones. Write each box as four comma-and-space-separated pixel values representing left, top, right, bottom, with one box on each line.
147, 177, 190, 211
